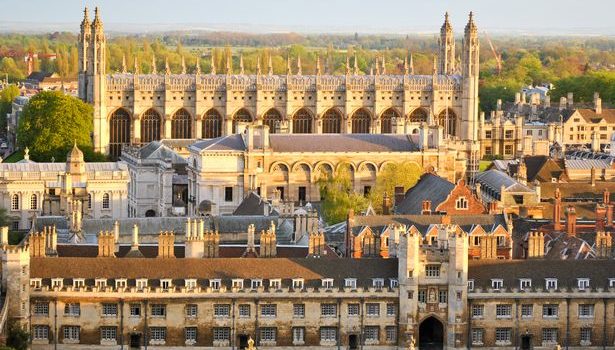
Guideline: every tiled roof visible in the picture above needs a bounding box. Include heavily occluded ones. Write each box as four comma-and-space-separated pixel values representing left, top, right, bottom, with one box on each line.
475, 169, 532, 194
565, 158, 613, 170
191, 134, 246, 152
269, 134, 419, 153
395, 173, 454, 214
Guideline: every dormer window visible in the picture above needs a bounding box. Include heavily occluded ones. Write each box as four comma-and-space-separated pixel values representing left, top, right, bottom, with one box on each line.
455, 196, 469, 210
372, 278, 385, 289
30, 278, 42, 289
389, 279, 399, 289
73, 278, 85, 289
321, 278, 334, 289
251, 279, 263, 289
232, 279, 244, 289
160, 279, 172, 291
344, 278, 357, 289
115, 279, 127, 289
185, 279, 197, 290
292, 278, 304, 290
136, 279, 148, 290
468, 280, 475, 291
210, 279, 221, 290
577, 278, 590, 290
95, 279, 107, 290
519, 278, 532, 290
269, 279, 281, 290
491, 279, 503, 290
545, 278, 558, 290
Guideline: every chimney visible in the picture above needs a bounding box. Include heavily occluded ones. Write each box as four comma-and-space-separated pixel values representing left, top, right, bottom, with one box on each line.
604, 188, 610, 205
488, 201, 499, 214
595, 204, 607, 231
29, 231, 47, 257
566, 205, 577, 236
595, 231, 613, 258
203, 230, 220, 258
185, 218, 192, 238
594, 93, 602, 114
113, 220, 120, 253
567, 92, 574, 108
131, 224, 139, 251
553, 188, 562, 231
521, 92, 527, 104
0, 226, 8, 246
394, 186, 405, 209
421, 200, 432, 215
308, 231, 326, 257
559, 96, 567, 111
157, 231, 175, 258
475, 183, 482, 201
527, 231, 545, 258
259, 229, 277, 258
382, 192, 391, 215
590, 167, 596, 186
607, 204, 614, 227
97, 231, 116, 258
515, 92, 521, 104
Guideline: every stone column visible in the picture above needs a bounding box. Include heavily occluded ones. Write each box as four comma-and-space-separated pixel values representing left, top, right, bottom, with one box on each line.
164, 117, 172, 139
225, 117, 233, 135
195, 119, 203, 139
133, 116, 141, 144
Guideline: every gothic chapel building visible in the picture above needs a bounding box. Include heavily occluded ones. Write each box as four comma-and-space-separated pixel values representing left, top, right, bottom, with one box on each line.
78, 8, 481, 173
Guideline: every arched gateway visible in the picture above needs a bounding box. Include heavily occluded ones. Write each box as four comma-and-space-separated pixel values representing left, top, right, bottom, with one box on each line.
419, 316, 444, 350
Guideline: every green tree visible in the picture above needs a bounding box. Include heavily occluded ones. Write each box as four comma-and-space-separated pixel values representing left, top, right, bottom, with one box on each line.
16, 91, 104, 162
318, 164, 369, 225
368, 162, 423, 214
0, 84, 20, 133
6, 322, 29, 350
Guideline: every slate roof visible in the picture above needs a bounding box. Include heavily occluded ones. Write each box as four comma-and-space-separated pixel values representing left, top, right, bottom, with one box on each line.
468, 259, 615, 290
232, 192, 277, 216
395, 173, 455, 214
269, 134, 419, 153
191, 134, 246, 152
134, 141, 187, 164
0, 162, 127, 172
475, 169, 533, 195
565, 158, 613, 170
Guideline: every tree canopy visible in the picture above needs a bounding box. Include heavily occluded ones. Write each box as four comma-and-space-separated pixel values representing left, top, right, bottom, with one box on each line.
16, 91, 105, 162
367, 162, 423, 214
0, 84, 20, 133
318, 164, 369, 225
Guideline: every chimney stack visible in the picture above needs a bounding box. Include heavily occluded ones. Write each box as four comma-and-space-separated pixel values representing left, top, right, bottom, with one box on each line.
595, 231, 613, 258
567, 92, 574, 108
594, 92, 602, 114
488, 201, 499, 214
566, 205, 577, 236
382, 192, 392, 215
308, 231, 326, 257
97, 231, 116, 258
421, 200, 432, 215
394, 186, 405, 209
559, 96, 567, 111
527, 231, 545, 258
131, 224, 139, 250
553, 188, 562, 231
203, 230, 220, 258
157, 231, 175, 258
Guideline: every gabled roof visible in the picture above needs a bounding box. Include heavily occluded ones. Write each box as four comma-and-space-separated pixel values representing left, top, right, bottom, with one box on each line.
269, 134, 419, 153
191, 134, 246, 152
136, 141, 187, 164
475, 169, 532, 195
395, 173, 454, 214
233, 192, 277, 216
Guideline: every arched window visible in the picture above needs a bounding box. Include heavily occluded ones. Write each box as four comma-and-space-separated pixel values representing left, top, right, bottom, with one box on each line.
202, 109, 222, 138
263, 109, 282, 133
455, 196, 468, 210
141, 109, 161, 144
437, 108, 457, 136
409, 108, 428, 123
11, 194, 19, 210
322, 109, 341, 134
102, 193, 110, 209
380, 108, 399, 134
109, 108, 131, 159
30, 194, 37, 210
292, 108, 312, 134
351, 109, 371, 134
171, 109, 192, 139
87, 193, 92, 210
233, 108, 253, 134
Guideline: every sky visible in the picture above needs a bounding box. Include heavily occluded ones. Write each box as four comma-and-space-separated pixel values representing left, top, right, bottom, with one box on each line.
1, 0, 614, 35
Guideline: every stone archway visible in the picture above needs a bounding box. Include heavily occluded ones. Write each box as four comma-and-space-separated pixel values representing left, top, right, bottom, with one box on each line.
419, 316, 444, 350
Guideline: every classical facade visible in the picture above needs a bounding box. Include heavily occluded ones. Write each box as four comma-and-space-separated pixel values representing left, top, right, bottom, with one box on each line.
0, 144, 129, 230
77, 8, 481, 180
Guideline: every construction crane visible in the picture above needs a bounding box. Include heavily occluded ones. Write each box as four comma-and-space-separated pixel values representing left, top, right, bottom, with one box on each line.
484, 32, 502, 76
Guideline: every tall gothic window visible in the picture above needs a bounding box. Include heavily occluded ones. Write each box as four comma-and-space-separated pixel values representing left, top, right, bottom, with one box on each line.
171, 109, 192, 139
202, 109, 222, 138
263, 109, 282, 133
437, 108, 457, 136
292, 108, 312, 134
322, 109, 341, 134
409, 108, 428, 123
380, 108, 399, 134
30, 194, 37, 210
351, 109, 371, 134
233, 108, 253, 134
109, 108, 131, 160
141, 109, 161, 144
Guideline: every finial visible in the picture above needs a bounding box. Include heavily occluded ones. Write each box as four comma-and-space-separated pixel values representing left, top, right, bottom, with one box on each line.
409, 53, 414, 75
226, 52, 232, 75
239, 54, 244, 75
94, 6, 100, 20
375, 55, 380, 75
296, 55, 302, 75
151, 54, 157, 74
165, 57, 170, 75
210, 54, 216, 75
286, 54, 292, 75
121, 54, 127, 74
381, 55, 386, 74
256, 55, 262, 75
353, 54, 359, 75
345, 55, 350, 75
316, 54, 321, 76
134, 56, 139, 74
268, 54, 273, 76
181, 56, 186, 74
195, 55, 201, 75
24, 147, 30, 160
403, 55, 409, 75
433, 55, 438, 75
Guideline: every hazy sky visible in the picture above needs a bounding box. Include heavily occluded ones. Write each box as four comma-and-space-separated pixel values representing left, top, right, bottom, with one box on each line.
2, 0, 614, 34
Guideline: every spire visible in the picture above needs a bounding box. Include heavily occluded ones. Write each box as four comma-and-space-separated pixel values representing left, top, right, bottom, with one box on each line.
369, 65, 374, 76
92, 6, 103, 32
403, 55, 409, 75
409, 53, 414, 75
121, 54, 127, 74
353, 54, 359, 75
442, 11, 452, 32
345, 55, 350, 75
256, 55, 262, 75
133, 56, 139, 74
433, 55, 438, 75
316, 54, 321, 76
239, 54, 244, 75
165, 57, 170, 75
296, 55, 302, 75
286, 54, 292, 75
210, 54, 216, 75
268, 54, 273, 76
195, 55, 201, 75
181, 56, 186, 74
151, 54, 157, 74
375, 56, 380, 75
465, 11, 478, 34
80, 6, 91, 32
226, 52, 232, 75
381, 56, 386, 74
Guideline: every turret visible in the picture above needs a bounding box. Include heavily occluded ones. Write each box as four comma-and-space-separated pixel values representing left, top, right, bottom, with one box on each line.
460, 12, 480, 144
77, 7, 91, 99
438, 12, 455, 75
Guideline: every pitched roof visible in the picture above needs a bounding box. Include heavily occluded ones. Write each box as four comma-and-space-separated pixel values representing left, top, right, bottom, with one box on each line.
135, 141, 187, 164
232, 192, 277, 216
190, 134, 246, 152
475, 169, 532, 194
395, 173, 454, 214
269, 134, 419, 153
